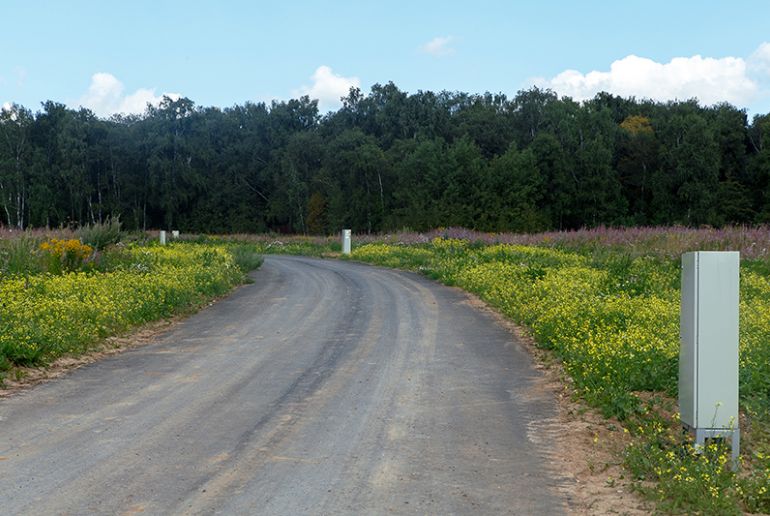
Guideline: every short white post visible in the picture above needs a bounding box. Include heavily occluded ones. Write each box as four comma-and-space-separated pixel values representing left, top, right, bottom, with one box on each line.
159, 230, 167, 245
172, 230, 180, 239
679, 251, 740, 469
341, 229, 351, 255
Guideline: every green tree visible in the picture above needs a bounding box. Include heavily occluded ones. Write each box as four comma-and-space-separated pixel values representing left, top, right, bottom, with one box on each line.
388, 138, 446, 230
0, 104, 34, 228
748, 114, 770, 221
618, 115, 658, 223
441, 136, 485, 227
322, 129, 388, 233
652, 105, 721, 225
481, 145, 548, 232
1, 84, 766, 233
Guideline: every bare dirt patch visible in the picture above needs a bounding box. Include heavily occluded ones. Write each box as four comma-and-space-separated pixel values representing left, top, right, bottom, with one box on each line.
460, 290, 652, 515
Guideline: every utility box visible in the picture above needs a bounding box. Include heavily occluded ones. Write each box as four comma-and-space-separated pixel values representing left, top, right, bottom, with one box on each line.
679, 251, 740, 465
342, 229, 351, 255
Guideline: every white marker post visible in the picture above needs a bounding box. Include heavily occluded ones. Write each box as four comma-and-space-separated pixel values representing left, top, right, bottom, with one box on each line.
679, 251, 740, 469
341, 229, 351, 255
159, 230, 167, 245
172, 230, 180, 239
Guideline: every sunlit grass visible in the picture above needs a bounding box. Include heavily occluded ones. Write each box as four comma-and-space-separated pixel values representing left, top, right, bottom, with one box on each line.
0, 242, 250, 369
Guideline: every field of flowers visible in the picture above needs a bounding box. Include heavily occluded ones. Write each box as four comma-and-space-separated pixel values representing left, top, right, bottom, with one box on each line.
350, 233, 770, 514
0, 237, 257, 373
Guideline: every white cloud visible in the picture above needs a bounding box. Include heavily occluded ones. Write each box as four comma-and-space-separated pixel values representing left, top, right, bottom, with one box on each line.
293, 66, 360, 112
421, 36, 454, 57
534, 45, 770, 107
749, 42, 770, 76
76, 72, 180, 117
120, 88, 179, 115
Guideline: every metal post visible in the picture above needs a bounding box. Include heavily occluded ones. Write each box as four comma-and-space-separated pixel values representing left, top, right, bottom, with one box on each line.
342, 229, 351, 255
679, 251, 740, 470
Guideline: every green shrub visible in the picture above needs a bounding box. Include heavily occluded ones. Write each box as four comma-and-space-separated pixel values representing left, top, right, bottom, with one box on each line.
76, 216, 122, 250
0, 233, 43, 275
39, 238, 94, 274
228, 244, 264, 273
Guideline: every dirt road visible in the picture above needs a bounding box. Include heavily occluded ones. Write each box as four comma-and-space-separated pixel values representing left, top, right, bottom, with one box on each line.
0, 256, 567, 514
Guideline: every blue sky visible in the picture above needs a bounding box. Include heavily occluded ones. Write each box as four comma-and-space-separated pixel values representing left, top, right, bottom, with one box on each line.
2, 0, 770, 117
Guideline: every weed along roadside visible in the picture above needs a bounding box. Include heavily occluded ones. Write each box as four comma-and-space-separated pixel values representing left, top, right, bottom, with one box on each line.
0, 224, 263, 389
321, 229, 769, 515
1, 226, 768, 513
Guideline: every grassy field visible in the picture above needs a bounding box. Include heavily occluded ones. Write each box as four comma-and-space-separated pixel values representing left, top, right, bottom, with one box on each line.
0, 227, 261, 375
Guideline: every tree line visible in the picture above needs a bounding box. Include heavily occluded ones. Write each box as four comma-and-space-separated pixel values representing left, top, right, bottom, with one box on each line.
1, 84, 769, 234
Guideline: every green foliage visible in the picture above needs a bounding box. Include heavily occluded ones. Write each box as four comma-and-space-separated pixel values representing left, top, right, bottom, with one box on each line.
0, 233, 43, 275
76, 217, 123, 250
251, 239, 336, 257
0, 243, 244, 368
39, 238, 94, 274
624, 404, 744, 515
2, 87, 769, 234
227, 244, 264, 273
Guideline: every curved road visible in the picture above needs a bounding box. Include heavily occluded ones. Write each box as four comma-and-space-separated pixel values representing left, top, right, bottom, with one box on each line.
0, 256, 567, 515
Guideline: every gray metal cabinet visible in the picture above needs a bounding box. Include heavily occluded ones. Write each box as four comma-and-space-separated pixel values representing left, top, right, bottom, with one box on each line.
679, 251, 740, 465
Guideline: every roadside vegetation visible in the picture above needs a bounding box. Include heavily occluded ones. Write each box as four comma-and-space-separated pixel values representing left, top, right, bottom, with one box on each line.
196, 233, 339, 258
2, 223, 768, 512
340, 227, 770, 514
0, 222, 262, 380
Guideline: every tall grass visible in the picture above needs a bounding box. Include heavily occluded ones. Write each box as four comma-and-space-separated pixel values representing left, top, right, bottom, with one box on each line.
0, 234, 42, 275
347, 225, 770, 260
228, 244, 264, 274
76, 216, 122, 250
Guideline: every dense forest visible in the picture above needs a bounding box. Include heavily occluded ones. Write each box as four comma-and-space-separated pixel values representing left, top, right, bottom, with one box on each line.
1, 84, 769, 233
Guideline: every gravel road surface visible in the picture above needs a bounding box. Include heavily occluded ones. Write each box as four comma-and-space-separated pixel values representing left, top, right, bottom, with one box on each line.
0, 256, 567, 515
